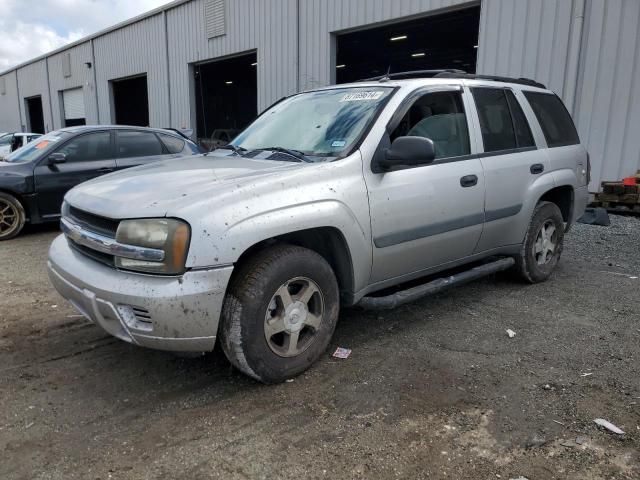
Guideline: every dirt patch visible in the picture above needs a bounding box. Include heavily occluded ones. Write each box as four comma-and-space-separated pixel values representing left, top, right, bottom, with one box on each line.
1, 218, 639, 479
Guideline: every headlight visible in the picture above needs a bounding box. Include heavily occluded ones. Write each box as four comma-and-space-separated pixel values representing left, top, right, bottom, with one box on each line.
115, 218, 190, 275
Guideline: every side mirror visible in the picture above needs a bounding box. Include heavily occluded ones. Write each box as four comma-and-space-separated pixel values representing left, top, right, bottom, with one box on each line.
379, 136, 435, 170
48, 152, 67, 165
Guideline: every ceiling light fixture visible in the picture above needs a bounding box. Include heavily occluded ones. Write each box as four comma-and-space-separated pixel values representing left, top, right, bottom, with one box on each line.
390, 35, 407, 41
411, 52, 426, 57
473, 45, 478, 48
225, 81, 233, 84
336, 64, 346, 69
251, 62, 257, 66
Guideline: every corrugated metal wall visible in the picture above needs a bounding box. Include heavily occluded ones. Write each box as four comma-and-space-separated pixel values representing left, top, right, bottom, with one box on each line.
16, 59, 54, 132
298, 0, 476, 91
167, 0, 298, 126
0, 0, 638, 189
477, 0, 640, 188
0, 72, 21, 132
93, 14, 169, 126
573, 0, 640, 186
46, 42, 98, 129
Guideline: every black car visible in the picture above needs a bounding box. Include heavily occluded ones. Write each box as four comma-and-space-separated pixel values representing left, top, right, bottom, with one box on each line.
0, 125, 203, 240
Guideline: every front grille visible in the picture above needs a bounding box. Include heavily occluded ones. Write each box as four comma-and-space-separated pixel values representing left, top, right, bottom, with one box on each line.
68, 239, 115, 267
67, 206, 119, 237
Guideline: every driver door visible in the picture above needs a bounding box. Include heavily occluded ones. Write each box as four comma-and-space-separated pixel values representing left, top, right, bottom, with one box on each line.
34, 131, 116, 217
364, 86, 486, 284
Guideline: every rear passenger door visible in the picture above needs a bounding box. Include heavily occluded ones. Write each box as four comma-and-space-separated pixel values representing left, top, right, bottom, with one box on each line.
468, 87, 546, 252
114, 130, 170, 170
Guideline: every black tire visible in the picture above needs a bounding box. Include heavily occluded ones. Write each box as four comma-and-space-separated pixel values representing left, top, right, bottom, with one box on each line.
219, 244, 340, 384
0, 192, 26, 241
514, 201, 565, 283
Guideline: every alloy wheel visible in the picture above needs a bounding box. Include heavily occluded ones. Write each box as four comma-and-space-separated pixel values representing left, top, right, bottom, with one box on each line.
264, 276, 325, 357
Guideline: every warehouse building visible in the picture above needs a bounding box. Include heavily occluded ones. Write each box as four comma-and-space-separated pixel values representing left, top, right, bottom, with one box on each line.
0, 0, 638, 189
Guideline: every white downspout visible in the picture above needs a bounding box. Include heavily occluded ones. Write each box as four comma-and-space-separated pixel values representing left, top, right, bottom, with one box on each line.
563, 0, 586, 114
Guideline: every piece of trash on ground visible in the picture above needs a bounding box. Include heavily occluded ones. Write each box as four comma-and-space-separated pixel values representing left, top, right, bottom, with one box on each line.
575, 436, 587, 445
285, 379, 294, 383
332, 347, 352, 359
506, 329, 516, 338
594, 418, 624, 435
580, 372, 593, 377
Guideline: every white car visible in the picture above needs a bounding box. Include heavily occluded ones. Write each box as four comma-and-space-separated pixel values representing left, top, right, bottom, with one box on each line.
0, 132, 42, 158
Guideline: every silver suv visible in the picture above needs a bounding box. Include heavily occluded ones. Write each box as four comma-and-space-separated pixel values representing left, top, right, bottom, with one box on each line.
48, 72, 589, 383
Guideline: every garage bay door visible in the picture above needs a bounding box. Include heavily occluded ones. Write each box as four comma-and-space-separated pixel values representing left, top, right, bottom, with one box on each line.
62, 88, 86, 127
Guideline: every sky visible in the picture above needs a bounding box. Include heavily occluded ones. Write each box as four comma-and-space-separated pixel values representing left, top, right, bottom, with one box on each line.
0, 0, 171, 70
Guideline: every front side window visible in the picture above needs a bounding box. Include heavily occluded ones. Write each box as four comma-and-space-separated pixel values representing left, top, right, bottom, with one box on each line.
57, 132, 112, 162
391, 90, 470, 159
232, 87, 394, 161
523, 91, 580, 147
116, 131, 164, 158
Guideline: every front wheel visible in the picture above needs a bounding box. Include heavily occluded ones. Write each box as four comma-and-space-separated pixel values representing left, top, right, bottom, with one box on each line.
0, 192, 26, 241
514, 201, 565, 283
219, 244, 339, 383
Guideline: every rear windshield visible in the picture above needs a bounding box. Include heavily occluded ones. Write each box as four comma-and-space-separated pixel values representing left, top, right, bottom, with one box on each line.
4, 132, 72, 163
523, 92, 580, 148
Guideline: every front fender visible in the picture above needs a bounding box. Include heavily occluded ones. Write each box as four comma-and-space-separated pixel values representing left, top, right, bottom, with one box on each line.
188, 200, 372, 293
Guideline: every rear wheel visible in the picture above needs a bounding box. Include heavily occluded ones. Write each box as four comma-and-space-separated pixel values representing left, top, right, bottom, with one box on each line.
514, 201, 564, 283
0, 192, 26, 241
219, 244, 339, 383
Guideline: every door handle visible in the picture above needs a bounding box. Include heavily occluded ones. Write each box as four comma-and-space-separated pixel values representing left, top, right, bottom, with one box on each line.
530, 163, 544, 174
460, 175, 478, 188
97, 168, 114, 174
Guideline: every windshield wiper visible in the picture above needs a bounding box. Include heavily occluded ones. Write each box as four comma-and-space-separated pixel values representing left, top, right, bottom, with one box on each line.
251, 146, 311, 163
210, 144, 246, 155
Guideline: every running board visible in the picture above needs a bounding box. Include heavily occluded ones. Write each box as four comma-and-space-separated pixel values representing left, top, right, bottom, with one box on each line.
357, 257, 515, 310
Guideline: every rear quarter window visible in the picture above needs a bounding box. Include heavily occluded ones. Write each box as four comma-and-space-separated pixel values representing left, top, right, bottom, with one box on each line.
523, 92, 580, 148
158, 133, 185, 154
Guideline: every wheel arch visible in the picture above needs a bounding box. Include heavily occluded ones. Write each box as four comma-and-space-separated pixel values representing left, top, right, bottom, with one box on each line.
537, 184, 575, 230
233, 227, 357, 306
0, 188, 28, 219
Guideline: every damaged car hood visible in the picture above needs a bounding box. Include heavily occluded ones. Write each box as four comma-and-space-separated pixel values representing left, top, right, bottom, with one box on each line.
64, 154, 303, 218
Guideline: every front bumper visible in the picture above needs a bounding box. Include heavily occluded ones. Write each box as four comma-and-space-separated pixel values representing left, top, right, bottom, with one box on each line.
47, 234, 233, 352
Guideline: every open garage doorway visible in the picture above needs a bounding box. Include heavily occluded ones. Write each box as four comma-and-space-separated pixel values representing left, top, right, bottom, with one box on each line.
111, 74, 149, 126
194, 51, 257, 150
335, 6, 480, 83
25, 96, 45, 134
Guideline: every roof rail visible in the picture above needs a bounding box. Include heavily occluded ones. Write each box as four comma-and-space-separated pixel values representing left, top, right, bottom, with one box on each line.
433, 72, 546, 89
359, 69, 467, 82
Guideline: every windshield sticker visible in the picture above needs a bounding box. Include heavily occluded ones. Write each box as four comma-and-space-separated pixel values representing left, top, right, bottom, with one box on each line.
35, 141, 52, 149
340, 91, 384, 102
331, 140, 346, 148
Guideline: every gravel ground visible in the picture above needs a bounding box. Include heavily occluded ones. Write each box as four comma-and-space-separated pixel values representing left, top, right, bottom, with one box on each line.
0, 216, 639, 480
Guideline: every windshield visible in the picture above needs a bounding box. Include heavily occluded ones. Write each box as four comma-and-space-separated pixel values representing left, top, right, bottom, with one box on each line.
231, 87, 394, 161
4, 132, 72, 163
0, 134, 13, 146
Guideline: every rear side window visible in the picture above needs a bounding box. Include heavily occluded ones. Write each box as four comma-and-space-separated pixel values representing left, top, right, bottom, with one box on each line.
116, 131, 164, 158
505, 90, 535, 148
523, 92, 580, 147
158, 133, 185, 154
472, 88, 517, 152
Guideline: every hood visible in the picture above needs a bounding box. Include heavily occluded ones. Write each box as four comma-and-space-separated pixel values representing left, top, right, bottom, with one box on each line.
65, 153, 303, 219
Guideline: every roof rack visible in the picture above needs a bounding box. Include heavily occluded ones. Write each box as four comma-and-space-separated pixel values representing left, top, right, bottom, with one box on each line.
359, 69, 466, 82
433, 72, 546, 89
356, 69, 546, 89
